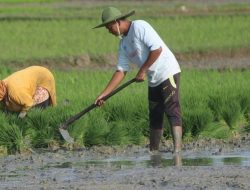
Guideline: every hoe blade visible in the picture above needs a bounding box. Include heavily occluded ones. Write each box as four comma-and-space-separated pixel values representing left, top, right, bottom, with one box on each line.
59, 128, 74, 144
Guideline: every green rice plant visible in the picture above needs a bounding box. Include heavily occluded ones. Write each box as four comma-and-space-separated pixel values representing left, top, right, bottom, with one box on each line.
105, 121, 130, 146
0, 14, 250, 65
0, 0, 62, 3
0, 115, 26, 154
221, 98, 242, 130
26, 109, 58, 148
119, 118, 146, 145
237, 93, 250, 116
69, 121, 89, 146
199, 122, 230, 139
1, 68, 250, 154
208, 95, 224, 121
243, 113, 250, 132
83, 110, 110, 147
182, 105, 214, 137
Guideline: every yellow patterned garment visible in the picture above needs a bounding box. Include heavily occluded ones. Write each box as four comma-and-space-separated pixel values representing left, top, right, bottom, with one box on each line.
2, 66, 57, 112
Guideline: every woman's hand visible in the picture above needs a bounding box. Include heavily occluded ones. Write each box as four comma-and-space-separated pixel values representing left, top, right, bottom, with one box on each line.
18, 111, 27, 119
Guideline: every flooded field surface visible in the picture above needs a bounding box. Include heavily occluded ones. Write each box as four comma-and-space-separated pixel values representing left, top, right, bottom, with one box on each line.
1, 135, 250, 190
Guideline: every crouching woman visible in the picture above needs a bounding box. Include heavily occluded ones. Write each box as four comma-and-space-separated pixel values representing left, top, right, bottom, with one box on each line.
0, 66, 57, 118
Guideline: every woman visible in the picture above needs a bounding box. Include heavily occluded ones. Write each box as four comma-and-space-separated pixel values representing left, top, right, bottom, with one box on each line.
0, 66, 57, 118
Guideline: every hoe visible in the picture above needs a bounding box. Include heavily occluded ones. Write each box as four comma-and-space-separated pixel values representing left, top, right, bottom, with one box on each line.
59, 78, 136, 143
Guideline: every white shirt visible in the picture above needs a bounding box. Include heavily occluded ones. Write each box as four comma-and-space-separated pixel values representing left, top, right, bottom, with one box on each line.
117, 20, 181, 87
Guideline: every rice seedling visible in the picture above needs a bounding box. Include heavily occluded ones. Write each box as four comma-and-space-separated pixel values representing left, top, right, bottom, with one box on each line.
83, 110, 110, 147
26, 109, 59, 148
199, 122, 230, 139
0, 115, 26, 154
105, 121, 130, 146
0, 13, 249, 65
183, 107, 214, 137
1, 67, 250, 154
0, 0, 62, 3
127, 122, 146, 145
208, 95, 224, 121
221, 98, 242, 130
238, 93, 250, 116
244, 113, 250, 133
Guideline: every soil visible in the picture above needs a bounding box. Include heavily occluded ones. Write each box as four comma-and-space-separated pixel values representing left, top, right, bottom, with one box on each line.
12, 48, 250, 72
0, 134, 250, 190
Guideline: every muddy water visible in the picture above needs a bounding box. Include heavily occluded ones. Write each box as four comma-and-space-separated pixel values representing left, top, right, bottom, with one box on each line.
79, 151, 250, 168
1, 142, 250, 190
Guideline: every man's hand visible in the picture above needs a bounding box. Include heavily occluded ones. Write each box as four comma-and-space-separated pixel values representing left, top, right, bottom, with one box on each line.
95, 95, 106, 106
136, 68, 146, 82
18, 111, 27, 119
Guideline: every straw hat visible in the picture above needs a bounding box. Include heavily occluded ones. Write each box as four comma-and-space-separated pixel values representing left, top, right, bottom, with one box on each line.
93, 7, 135, 29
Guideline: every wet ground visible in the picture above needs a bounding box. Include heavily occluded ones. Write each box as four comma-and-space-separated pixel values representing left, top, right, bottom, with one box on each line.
1, 134, 250, 190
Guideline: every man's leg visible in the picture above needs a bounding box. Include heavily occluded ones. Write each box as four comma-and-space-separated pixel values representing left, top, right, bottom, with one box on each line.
148, 86, 164, 152
163, 74, 182, 153
149, 128, 163, 151
172, 125, 182, 153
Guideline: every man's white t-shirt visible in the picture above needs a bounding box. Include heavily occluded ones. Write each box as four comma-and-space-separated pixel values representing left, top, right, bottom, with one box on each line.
117, 20, 181, 87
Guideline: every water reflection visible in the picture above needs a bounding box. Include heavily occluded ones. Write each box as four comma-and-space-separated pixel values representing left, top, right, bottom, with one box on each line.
173, 154, 182, 167
148, 153, 183, 167
43, 151, 250, 169
149, 153, 162, 167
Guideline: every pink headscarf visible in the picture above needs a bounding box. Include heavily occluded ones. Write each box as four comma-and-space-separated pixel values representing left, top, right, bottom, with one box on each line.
0, 80, 7, 101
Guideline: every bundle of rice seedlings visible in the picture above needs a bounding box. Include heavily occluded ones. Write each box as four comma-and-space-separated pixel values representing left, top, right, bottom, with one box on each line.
208, 95, 223, 121
199, 122, 230, 139
42, 106, 75, 140
84, 111, 109, 147
105, 121, 130, 145
68, 117, 90, 146
221, 100, 241, 130
125, 119, 146, 145
0, 122, 25, 154
238, 94, 250, 116
182, 106, 214, 137
26, 109, 57, 148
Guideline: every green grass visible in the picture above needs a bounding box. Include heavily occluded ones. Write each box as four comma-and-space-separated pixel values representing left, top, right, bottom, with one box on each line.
0, 0, 62, 3
0, 15, 249, 65
0, 2, 249, 65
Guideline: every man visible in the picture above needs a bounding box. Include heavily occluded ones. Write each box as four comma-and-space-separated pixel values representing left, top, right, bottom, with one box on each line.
0, 66, 57, 118
94, 7, 182, 153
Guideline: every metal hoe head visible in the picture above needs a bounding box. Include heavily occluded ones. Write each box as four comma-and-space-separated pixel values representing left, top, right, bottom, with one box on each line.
59, 127, 74, 144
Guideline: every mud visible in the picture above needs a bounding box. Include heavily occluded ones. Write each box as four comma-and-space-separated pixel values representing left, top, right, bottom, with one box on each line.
1, 134, 250, 190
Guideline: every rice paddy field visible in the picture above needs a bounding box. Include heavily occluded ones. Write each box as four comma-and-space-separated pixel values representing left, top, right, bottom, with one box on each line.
0, 0, 250, 154
1, 1, 250, 190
